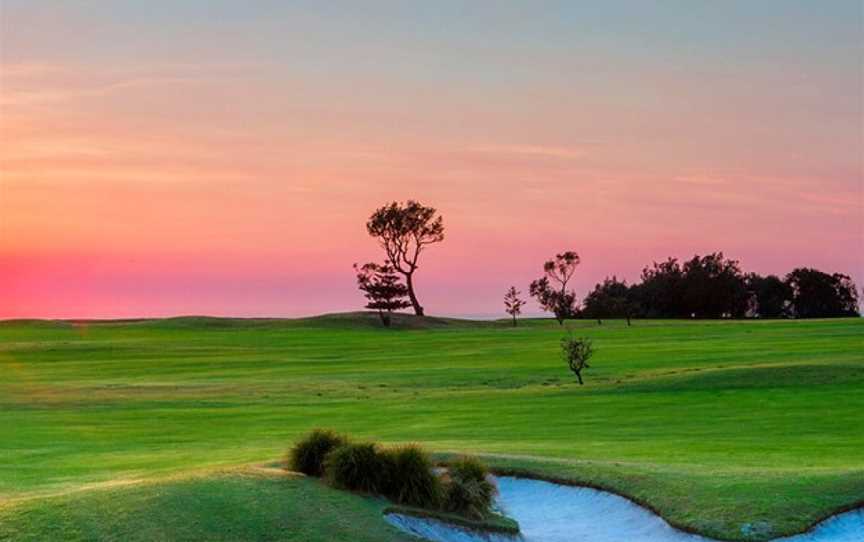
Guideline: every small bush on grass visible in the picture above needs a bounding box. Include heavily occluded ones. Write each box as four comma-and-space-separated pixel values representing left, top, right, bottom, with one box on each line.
324, 442, 386, 493
380, 445, 442, 508
287, 429, 348, 477
442, 456, 497, 520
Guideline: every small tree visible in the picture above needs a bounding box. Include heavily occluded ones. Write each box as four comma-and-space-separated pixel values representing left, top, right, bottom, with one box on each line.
530, 278, 578, 324
366, 200, 445, 316
561, 334, 593, 385
504, 286, 526, 326
355, 263, 412, 327
530, 251, 581, 325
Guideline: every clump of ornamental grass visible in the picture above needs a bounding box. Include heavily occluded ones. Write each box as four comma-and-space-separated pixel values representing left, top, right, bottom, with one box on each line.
324, 441, 387, 493
442, 456, 497, 520
287, 431, 497, 521
380, 444, 442, 508
287, 429, 348, 477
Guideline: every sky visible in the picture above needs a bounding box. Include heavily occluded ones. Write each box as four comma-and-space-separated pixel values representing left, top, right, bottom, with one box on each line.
1, 1, 862, 319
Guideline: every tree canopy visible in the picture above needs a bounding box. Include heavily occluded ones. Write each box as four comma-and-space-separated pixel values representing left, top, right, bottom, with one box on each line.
786, 268, 859, 318
366, 200, 444, 316
582, 276, 637, 325
745, 273, 792, 318
530, 251, 580, 324
583, 254, 859, 320
561, 335, 593, 385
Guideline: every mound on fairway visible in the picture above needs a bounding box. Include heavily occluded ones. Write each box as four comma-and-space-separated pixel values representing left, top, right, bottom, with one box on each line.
0, 467, 412, 542
1, 316, 862, 541
56, 311, 498, 331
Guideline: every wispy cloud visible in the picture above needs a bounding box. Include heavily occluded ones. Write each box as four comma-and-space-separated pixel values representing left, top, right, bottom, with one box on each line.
1, 168, 257, 186
672, 174, 728, 186
0, 60, 271, 107
1, 62, 67, 78
467, 144, 592, 160
0, 76, 199, 107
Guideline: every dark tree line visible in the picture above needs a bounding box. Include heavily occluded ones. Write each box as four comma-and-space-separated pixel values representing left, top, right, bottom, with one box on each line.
581, 276, 638, 325
354, 203, 859, 325
784, 268, 859, 319
582, 253, 859, 320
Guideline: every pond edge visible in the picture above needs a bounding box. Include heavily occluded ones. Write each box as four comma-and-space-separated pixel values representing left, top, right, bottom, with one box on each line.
487, 467, 864, 542
383, 505, 520, 536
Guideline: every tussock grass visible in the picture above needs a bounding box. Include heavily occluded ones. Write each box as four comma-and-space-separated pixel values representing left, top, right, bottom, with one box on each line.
442, 456, 497, 519
287, 428, 347, 477
324, 442, 387, 493
380, 444, 442, 508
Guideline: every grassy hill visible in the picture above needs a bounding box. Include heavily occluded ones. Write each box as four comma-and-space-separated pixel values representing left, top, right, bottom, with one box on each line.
0, 466, 410, 541
1, 315, 862, 540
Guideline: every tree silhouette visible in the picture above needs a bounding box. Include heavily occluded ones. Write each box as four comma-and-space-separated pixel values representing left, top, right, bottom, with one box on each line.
745, 273, 792, 318
578, 254, 857, 320
504, 286, 527, 326
582, 276, 637, 325
354, 263, 412, 327
366, 201, 444, 316
785, 268, 859, 318
635, 253, 748, 318
561, 334, 593, 385
530, 251, 580, 324
680, 253, 749, 318
636, 258, 686, 318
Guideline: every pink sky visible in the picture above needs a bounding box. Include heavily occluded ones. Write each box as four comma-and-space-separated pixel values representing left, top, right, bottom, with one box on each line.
1, 2, 862, 318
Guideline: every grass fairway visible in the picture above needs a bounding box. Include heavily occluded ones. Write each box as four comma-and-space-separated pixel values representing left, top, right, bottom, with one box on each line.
0, 466, 408, 541
1, 315, 862, 540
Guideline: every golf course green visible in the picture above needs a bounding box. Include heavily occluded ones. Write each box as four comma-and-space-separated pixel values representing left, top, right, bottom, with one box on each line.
1, 315, 862, 541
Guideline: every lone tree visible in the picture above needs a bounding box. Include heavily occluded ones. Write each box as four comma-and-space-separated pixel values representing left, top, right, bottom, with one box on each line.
366, 200, 444, 316
561, 334, 593, 385
504, 286, 527, 326
354, 263, 412, 327
530, 251, 580, 324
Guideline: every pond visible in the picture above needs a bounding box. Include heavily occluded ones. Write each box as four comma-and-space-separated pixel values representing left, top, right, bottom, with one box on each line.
385, 477, 864, 542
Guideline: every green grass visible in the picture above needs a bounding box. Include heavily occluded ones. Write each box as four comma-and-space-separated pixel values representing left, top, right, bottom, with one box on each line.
1, 315, 862, 540
0, 467, 410, 541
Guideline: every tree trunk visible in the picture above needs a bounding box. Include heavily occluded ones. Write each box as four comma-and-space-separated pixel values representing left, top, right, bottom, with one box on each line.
626, 315, 631, 326
405, 273, 424, 316
378, 310, 390, 327
575, 371, 583, 385
512, 314, 517, 327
